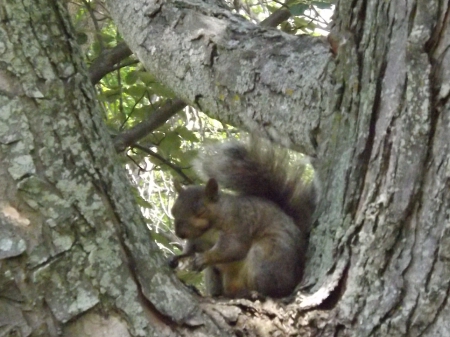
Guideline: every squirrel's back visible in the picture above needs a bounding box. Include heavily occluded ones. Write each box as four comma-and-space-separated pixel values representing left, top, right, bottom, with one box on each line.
194, 137, 317, 231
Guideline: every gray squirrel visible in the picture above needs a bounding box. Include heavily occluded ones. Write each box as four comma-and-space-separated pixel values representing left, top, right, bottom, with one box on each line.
170, 137, 316, 298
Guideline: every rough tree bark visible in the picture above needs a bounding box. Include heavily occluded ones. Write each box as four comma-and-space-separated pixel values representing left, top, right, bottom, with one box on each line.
314, 1, 450, 336
1, 0, 449, 337
0, 1, 226, 336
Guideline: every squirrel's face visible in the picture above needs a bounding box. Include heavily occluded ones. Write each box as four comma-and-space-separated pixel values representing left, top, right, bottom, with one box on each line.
172, 182, 219, 239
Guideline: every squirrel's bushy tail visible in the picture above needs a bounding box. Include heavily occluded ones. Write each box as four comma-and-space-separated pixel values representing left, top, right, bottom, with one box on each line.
194, 137, 317, 230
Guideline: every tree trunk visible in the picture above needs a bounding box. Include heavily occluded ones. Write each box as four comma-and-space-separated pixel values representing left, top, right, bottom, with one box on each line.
1, 0, 449, 336
310, 1, 450, 336
0, 1, 227, 336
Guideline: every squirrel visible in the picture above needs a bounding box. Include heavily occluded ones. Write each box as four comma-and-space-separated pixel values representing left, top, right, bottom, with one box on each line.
170, 137, 316, 298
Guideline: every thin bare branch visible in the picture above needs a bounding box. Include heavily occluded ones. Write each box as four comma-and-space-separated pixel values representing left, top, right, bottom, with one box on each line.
132, 144, 193, 184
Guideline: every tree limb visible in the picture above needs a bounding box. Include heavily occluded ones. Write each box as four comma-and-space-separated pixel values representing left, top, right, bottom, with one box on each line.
89, 41, 133, 84
113, 98, 187, 152
260, 8, 291, 28
131, 143, 193, 183
106, 0, 332, 156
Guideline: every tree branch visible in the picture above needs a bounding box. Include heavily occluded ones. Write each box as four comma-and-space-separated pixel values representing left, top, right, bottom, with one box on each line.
113, 98, 187, 152
89, 41, 133, 84
106, 0, 332, 156
260, 8, 291, 28
131, 144, 193, 184
89, 44, 187, 155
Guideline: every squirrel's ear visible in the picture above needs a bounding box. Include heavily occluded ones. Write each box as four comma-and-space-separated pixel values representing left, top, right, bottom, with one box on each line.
173, 179, 184, 193
205, 178, 219, 201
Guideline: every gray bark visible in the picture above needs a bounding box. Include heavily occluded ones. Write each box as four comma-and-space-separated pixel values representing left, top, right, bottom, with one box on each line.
307, 1, 450, 336
0, 1, 228, 336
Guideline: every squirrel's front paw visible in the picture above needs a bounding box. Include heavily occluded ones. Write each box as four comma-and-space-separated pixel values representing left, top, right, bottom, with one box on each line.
168, 256, 180, 269
192, 254, 207, 271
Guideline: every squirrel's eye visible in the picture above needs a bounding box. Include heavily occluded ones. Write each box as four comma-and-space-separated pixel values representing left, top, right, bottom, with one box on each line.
195, 202, 207, 217
195, 200, 203, 210
197, 208, 207, 217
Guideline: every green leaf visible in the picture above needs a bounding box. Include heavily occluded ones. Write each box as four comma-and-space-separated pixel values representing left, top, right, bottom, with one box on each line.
159, 132, 182, 158
150, 82, 176, 98
100, 31, 116, 45
137, 71, 176, 98
176, 150, 198, 169
285, 0, 304, 6
176, 126, 199, 143
289, 3, 309, 16
125, 85, 148, 98
150, 231, 171, 249
91, 40, 102, 57
312, 1, 333, 9
138, 72, 158, 84
125, 70, 139, 85
135, 195, 153, 209
176, 269, 204, 286
76, 32, 88, 45
293, 17, 313, 29
99, 88, 121, 103
266, 5, 279, 13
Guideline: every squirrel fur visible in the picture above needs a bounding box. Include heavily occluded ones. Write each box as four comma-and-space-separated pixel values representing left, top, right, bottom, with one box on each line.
170, 137, 316, 298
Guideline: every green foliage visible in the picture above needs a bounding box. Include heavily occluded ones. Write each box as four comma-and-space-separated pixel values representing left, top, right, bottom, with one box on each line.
253, 0, 334, 34
283, 0, 334, 34
69, 0, 331, 293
